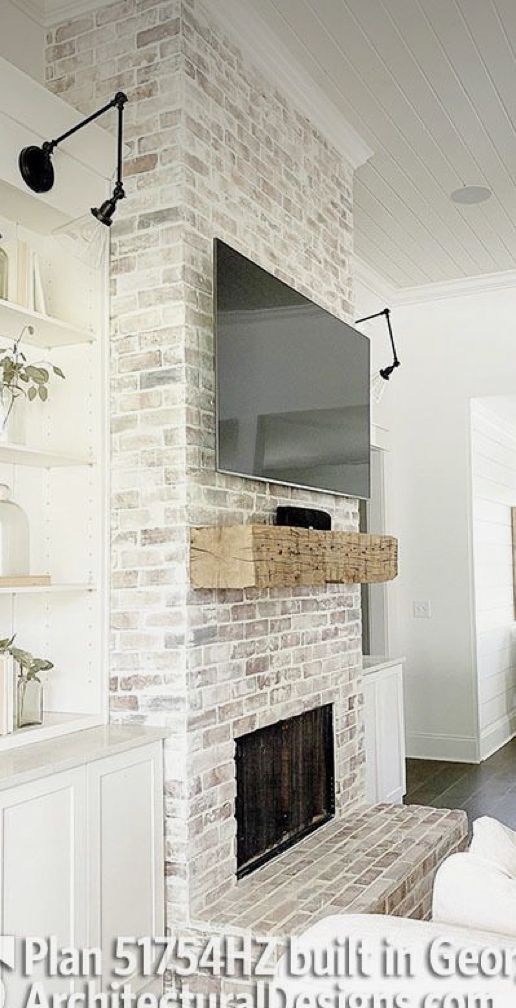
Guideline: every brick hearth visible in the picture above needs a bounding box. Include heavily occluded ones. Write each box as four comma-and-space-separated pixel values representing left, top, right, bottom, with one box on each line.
193, 804, 468, 938
172, 805, 468, 1002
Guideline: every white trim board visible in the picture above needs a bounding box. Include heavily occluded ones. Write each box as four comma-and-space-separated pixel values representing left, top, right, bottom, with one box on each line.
479, 714, 516, 763
0, 56, 113, 181
393, 268, 516, 306
354, 255, 396, 304
406, 731, 479, 764
356, 257, 516, 307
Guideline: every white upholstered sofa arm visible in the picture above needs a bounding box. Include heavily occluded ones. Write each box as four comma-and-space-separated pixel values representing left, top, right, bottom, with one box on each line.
433, 850, 516, 938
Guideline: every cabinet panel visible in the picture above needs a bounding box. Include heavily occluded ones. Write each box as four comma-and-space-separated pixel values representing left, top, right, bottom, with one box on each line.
88, 743, 164, 992
0, 740, 164, 1001
375, 666, 406, 803
363, 676, 378, 803
364, 663, 406, 804
0, 768, 87, 1003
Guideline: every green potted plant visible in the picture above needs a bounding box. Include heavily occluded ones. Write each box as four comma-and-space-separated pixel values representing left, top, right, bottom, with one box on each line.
10, 644, 53, 728
0, 325, 65, 443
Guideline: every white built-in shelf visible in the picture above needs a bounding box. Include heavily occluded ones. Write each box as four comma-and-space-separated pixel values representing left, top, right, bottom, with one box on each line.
0, 299, 94, 348
0, 583, 96, 595
0, 712, 104, 752
0, 177, 107, 753
0, 443, 92, 468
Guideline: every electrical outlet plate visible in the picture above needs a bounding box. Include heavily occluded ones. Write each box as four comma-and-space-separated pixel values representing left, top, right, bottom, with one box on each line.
413, 600, 432, 619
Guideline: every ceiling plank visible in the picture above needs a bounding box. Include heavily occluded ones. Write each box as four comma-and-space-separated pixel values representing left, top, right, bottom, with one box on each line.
356, 202, 432, 284
271, 0, 509, 274
344, 0, 516, 260
355, 176, 459, 282
355, 231, 415, 288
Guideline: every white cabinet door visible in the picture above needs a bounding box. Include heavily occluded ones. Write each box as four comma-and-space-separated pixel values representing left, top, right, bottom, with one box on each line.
375, 665, 406, 803
87, 742, 164, 994
0, 768, 87, 1004
364, 664, 406, 804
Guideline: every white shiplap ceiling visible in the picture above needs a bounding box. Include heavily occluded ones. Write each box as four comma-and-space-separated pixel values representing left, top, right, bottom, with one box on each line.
230, 0, 516, 287
21, 0, 516, 287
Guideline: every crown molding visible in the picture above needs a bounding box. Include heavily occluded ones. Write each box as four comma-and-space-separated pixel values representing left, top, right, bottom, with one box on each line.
210, 0, 373, 171
11, 0, 101, 26
393, 268, 516, 306
9, 0, 44, 22
354, 255, 396, 304
355, 256, 516, 307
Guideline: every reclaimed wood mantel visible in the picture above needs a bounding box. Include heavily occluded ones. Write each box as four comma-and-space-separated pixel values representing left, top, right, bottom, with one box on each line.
190, 524, 398, 589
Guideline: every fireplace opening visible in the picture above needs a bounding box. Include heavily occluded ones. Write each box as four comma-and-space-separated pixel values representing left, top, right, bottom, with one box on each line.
235, 704, 335, 878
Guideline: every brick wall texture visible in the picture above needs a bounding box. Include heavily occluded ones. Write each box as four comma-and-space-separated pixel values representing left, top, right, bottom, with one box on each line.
45, 0, 362, 924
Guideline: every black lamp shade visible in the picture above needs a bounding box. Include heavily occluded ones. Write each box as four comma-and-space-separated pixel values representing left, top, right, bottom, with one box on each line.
91, 197, 117, 227
18, 145, 55, 194
379, 361, 400, 381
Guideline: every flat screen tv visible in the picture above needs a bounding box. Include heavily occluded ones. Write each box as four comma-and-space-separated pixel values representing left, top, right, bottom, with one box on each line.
215, 240, 370, 499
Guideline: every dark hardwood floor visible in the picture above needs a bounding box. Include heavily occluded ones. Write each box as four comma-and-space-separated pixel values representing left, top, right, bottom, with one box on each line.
405, 737, 516, 829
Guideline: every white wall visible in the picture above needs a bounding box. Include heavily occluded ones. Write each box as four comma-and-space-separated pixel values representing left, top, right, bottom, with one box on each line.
356, 273, 516, 762
354, 269, 398, 660
471, 400, 516, 760
354, 265, 395, 438
0, 3, 44, 83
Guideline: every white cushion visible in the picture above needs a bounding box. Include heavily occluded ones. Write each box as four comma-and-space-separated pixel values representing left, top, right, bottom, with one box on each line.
470, 816, 516, 877
433, 850, 516, 937
274, 912, 516, 1007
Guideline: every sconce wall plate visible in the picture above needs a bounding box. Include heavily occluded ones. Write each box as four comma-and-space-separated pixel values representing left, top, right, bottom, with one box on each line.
19, 144, 55, 194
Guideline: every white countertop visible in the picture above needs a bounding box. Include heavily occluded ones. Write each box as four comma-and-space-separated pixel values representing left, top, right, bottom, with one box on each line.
0, 724, 168, 792
362, 655, 405, 675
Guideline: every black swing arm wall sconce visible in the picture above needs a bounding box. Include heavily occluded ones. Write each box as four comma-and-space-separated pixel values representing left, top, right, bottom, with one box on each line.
18, 91, 128, 227
355, 307, 401, 381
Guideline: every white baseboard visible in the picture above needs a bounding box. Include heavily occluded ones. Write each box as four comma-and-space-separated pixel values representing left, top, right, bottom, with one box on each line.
406, 731, 479, 763
480, 713, 516, 762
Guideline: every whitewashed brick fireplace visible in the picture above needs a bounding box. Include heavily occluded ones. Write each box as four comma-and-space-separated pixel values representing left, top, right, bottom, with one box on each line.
46, 0, 362, 923
46, 0, 366, 926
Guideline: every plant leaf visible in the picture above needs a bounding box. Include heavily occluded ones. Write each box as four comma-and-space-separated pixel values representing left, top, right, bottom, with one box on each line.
10, 647, 32, 666
52, 366, 65, 379
26, 366, 49, 383
27, 387, 37, 401
38, 385, 48, 401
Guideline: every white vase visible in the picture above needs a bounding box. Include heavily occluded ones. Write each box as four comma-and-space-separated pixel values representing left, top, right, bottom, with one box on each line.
0, 484, 30, 576
0, 394, 26, 444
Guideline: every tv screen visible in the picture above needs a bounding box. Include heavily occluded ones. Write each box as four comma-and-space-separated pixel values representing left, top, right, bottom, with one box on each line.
215, 240, 370, 499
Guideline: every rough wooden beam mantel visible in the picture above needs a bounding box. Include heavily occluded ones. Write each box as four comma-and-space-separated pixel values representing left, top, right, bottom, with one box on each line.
190, 524, 398, 590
